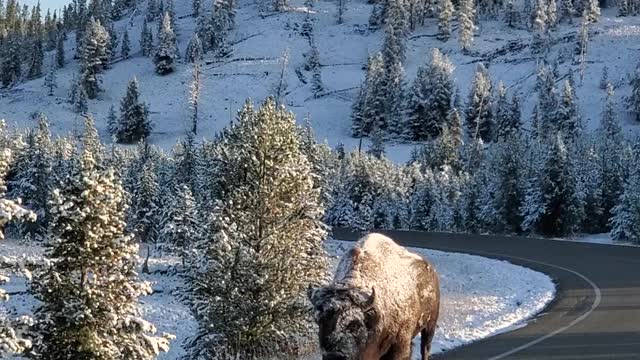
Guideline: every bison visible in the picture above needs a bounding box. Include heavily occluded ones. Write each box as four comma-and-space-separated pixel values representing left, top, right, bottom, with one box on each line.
308, 233, 440, 360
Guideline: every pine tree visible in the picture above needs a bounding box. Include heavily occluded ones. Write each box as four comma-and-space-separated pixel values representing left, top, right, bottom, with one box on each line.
599, 66, 609, 90
458, 0, 476, 53
406, 48, 455, 140
556, 80, 582, 142
31, 118, 171, 360
44, 63, 57, 96
189, 63, 202, 135
153, 12, 177, 75
628, 63, 640, 121
337, 0, 347, 24
27, 32, 44, 79
1, 33, 22, 87
309, 44, 323, 97
181, 99, 328, 358
504, 0, 520, 27
547, 0, 558, 29
55, 33, 65, 68
610, 164, 640, 244
79, 17, 110, 99
74, 85, 89, 114
597, 84, 624, 231
535, 65, 559, 139
107, 104, 118, 139
128, 144, 161, 245
147, 0, 158, 21
494, 136, 525, 233
577, 12, 589, 82
140, 17, 153, 57
352, 53, 385, 137
466, 63, 494, 142
584, 0, 600, 22
367, 125, 386, 159
559, 0, 575, 23
116, 77, 151, 143
159, 184, 200, 259
185, 33, 204, 63
121, 28, 130, 59
0, 121, 36, 357
192, 0, 202, 17
494, 82, 522, 141
531, 0, 548, 54
437, 0, 455, 41
522, 133, 582, 236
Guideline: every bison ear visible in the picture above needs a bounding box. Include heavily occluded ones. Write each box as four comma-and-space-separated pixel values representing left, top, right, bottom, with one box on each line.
364, 287, 376, 310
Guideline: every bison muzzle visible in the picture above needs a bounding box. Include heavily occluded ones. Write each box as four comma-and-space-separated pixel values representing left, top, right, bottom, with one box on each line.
308, 233, 440, 360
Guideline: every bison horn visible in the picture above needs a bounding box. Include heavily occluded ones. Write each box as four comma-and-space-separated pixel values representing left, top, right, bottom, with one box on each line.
364, 287, 376, 309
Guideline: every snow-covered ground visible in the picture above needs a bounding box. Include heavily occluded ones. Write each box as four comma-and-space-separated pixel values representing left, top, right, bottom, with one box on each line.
1, 0, 640, 164
0, 238, 555, 359
558, 233, 640, 247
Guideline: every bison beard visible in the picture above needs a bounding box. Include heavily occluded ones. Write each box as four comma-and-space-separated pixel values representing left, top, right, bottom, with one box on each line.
309, 233, 440, 360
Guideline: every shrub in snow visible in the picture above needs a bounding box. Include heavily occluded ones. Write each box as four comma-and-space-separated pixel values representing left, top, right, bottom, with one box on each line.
30, 118, 172, 359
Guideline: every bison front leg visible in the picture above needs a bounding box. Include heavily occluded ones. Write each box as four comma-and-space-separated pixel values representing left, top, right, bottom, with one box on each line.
382, 339, 413, 360
420, 327, 436, 359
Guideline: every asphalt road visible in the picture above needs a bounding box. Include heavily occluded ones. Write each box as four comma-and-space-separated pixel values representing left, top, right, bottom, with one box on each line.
331, 228, 640, 360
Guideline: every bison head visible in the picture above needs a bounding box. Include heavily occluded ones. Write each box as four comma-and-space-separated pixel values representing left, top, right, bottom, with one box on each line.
308, 285, 378, 360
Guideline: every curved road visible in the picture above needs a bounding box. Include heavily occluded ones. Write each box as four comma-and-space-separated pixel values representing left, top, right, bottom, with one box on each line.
332, 228, 640, 359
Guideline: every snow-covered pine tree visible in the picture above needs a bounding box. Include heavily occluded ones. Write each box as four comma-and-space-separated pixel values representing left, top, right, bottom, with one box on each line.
531, 0, 548, 54
193, 0, 202, 17
185, 33, 204, 63
337, 0, 347, 24
309, 44, 324, 97
535, 65, 559, 139
107, 104, 118, 139
181, 98, 329, 358
274, 49, 290, 106
406, 48, 455, 140
383, 60, 406, 136
1, 33, 22, 87
494, 135, 526, 233
121, 28, 130, 59
116, 77, 151, 143
159, 184, 200, 260
128, 143, 162, 245
584, 0, 600, 22
79, 17, 110, 99
27, 31, 44, 79
556, 79, 582, 142
153, 12, 178, 75
0, 121, 36, 357
458, 0, 476, 53
577, 12, 589, 81
31, 118, 172, 359
522, 133, 583, 236
16, 115, 53, 238
382, 0, 408, 67
352, 53, 385, 137
367, 125, 386, 159
74, 85, 89, 114
599, 66, 609, 90
504, 0, 520, 27
494, 82, 522, 141
147, 0, 158, 21
55, 34, 65, 68
189, 63, 202, 135
596, 84, 624, 231
629, 64, 640, 121
140, 17, 153, 57
558, 0, 575, 23
547, 0, 558, 29
437, 0, 455, 41
44, 63, 57, 96
466, 63, 494, 142
610, 163, 640, 244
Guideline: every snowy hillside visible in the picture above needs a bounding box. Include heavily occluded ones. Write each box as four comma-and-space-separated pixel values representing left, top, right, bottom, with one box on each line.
2, 0, 640, 162
0, 238, 555, 359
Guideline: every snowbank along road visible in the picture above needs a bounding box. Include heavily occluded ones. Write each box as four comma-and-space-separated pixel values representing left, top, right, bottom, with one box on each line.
332, 228, 640, 360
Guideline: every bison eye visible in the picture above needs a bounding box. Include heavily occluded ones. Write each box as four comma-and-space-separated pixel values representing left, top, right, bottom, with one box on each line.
347, 320, 360, 332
